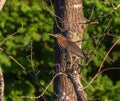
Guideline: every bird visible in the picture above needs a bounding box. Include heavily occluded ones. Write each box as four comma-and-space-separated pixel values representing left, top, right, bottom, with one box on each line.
49, 34, 86, 59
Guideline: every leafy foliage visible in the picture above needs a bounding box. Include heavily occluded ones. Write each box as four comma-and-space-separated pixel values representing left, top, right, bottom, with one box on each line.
0, 0, 120, 101
83, 0, 120, 100
0, 0, 53, 101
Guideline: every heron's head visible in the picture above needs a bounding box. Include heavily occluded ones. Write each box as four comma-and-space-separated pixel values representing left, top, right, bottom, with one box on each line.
49, 34, 66, 40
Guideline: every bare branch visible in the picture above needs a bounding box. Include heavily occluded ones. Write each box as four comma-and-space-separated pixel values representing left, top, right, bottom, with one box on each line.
98, 37, 120, 72
16, 72, 66, 99
0, 0, 6, 11
0, 24, 23, 46
83, 37, 120, 89
83, 67, 120, 89
0, 67, 4, 101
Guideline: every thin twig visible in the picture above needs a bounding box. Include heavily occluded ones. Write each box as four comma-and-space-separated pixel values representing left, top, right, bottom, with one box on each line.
89, 3, 96, 20
96, 19, 112, 49
0, 47, 26, 70
16, 72, 66, 99
83, 67, 120, 89
95, 4, 120, 21
106, 33, 120, 38
42, 0, 64, 31
0, 24, 23, 46
98, 37, 120, 72
30, 42, 35, 71
82, 37, 120, 89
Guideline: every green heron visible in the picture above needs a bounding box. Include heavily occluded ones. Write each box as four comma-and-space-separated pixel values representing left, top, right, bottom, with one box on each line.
49, 34, 86, 59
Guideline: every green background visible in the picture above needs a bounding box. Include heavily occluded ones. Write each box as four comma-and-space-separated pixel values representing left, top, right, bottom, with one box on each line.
0, 0, 120, 101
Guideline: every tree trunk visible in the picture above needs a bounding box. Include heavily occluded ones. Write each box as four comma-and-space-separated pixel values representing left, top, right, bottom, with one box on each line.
0, 1, 6, 100
53, 0, 87, 101
0, 0, 6, 11
0, 67, 4, 101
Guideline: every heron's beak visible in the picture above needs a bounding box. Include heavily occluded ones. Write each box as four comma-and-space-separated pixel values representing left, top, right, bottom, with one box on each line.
49, 34, 57, 38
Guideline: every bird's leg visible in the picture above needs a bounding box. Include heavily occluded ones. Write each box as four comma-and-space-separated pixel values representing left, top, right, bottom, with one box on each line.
69, 56, 76, 69
66, 56, 81, 73
69, 53, 74, 69
64, 49, 72, 70
54, 63, 65, 73
64, 50, 79, 71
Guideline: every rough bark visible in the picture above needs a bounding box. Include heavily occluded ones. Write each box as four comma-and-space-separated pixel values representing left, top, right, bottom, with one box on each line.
0, 1, 6, 100
53, 0, 87, 101
0, 0, 6, 11
0, 67, 4, 101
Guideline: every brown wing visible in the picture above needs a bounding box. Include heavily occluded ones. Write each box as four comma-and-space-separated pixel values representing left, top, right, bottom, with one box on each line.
66, 41, 86, 59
